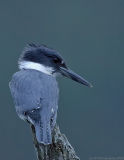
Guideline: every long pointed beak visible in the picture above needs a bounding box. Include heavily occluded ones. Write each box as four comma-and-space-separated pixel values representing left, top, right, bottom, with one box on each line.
59, 67, 93, 87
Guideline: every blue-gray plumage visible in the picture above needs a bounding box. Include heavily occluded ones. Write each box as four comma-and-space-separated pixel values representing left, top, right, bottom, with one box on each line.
9, 43, 92, 145
9, 69, 58, 144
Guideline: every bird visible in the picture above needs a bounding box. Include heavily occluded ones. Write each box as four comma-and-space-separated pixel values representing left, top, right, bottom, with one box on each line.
9, 43, 92, 145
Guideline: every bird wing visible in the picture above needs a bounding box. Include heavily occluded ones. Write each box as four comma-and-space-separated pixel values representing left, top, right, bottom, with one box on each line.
9, 70, 44, 114
9, 70, 58, 144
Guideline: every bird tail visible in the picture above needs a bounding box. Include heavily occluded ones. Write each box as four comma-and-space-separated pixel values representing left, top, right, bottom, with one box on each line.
34, 121, 52, 145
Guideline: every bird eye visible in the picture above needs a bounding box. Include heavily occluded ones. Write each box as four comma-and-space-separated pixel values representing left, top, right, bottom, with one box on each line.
53, 57, 66, 67
53, 58, 59, 63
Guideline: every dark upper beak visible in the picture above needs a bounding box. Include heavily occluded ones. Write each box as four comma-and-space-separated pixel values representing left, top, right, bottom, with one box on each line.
59, 66, 93, 87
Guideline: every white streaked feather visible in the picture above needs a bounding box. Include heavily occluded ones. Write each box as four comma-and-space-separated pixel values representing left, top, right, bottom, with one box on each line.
19, 61, 54, 75
51, 108, 54, 113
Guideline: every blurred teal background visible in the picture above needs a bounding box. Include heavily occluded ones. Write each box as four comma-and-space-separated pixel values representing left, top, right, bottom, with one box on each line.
0, 0, 124, 159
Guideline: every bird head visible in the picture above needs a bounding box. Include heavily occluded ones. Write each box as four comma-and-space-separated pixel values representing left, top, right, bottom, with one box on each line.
18, 43, 92, 87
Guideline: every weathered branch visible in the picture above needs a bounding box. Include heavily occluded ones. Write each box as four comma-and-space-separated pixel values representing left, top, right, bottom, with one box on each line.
30, 124, 80, 160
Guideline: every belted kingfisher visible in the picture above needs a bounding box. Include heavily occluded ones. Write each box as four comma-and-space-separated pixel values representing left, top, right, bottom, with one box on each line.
9, 43, 92, 145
